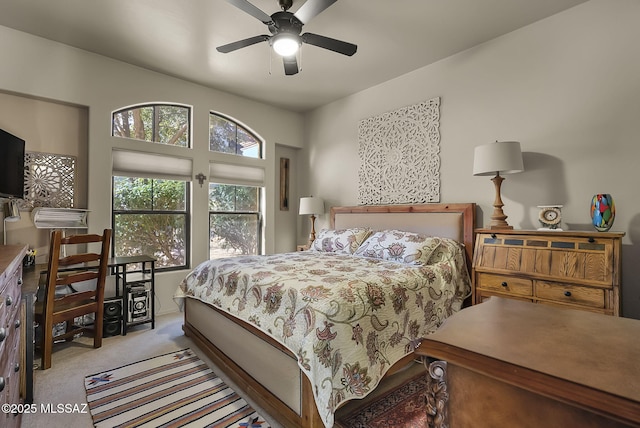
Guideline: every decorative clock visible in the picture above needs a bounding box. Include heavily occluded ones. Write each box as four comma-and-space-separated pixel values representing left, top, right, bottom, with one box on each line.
537, 205, 563, 230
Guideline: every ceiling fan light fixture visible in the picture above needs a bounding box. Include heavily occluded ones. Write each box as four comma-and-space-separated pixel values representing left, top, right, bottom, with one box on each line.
272, 33, 300, 56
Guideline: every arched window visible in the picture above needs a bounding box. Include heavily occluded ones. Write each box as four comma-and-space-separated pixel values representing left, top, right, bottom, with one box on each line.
113, 104, 190, 147
111, 103, 192, 270
208, 113, 264, 258
209, 113, 262, 158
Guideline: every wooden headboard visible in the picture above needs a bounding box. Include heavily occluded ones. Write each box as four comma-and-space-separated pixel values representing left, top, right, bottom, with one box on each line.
330, 203, 476, 267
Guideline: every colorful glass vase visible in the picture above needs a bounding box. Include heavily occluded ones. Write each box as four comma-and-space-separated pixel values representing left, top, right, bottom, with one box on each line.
590, 194, 615, 232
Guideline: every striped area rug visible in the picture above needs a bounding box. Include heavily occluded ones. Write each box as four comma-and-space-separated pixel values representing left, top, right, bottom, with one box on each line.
84, 348, 270, 428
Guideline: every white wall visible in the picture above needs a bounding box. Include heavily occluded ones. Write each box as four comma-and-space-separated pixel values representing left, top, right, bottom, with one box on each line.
273, 144, 301, 253
0, 92, 88, 250
0, 26, 304, 315
303, 0, 640, 319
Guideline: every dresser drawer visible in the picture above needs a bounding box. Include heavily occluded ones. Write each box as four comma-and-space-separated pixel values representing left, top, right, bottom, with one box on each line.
1, 264, 21, 327
477, 291, 532, 304
476, 273, 533, 296
535, 281, 605, 309
0, 293, 9, 357
474, 232, 617, 287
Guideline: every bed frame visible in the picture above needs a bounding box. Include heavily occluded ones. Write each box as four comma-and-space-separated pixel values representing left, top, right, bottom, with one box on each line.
182, 203, 476, 427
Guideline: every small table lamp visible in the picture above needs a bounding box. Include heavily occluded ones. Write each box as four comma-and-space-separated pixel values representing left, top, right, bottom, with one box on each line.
473, 141, 524, 230
299, 196, 324, 247
3, 199, 21, 245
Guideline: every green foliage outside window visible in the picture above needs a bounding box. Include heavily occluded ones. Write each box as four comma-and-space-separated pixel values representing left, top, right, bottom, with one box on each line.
209, 113, 261, 158
113, 177, 188, 269
113, 104, 189, 147
209, 183, 260, 258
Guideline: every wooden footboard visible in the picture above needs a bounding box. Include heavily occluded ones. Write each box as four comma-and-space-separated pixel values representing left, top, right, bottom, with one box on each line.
183, 299, 324, 428
183, 298, 415, 428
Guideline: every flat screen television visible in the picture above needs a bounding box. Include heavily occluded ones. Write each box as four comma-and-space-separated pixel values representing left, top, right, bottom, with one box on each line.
0, 128, 26, 199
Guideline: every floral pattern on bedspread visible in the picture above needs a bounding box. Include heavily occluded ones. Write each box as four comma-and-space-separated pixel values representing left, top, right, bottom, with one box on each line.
176, 241, 471, 428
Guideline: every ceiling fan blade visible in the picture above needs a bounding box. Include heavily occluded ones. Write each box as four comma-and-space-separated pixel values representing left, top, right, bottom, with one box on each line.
283, 55, 299, 75
217, 35, 270, 53
227, 0, 274, 24
294, 0, 337, 24
301, 32, 357, 56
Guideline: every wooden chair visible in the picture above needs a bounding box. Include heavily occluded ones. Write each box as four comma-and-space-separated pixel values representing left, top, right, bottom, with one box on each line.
35, 229, 112, 370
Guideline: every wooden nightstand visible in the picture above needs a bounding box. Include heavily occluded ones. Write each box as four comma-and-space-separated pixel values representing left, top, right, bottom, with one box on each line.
296, 244, 309, 252
472, 229, 624, 316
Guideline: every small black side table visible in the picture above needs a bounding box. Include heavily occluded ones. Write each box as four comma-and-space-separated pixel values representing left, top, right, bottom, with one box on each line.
109, 255, 156, 335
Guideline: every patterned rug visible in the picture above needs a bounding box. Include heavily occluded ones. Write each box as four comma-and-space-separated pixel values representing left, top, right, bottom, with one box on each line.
84, 348, 270, 428
335, 372, 428, 428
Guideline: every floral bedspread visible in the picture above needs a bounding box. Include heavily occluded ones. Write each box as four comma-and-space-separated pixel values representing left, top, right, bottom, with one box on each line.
175, 243, 471, 428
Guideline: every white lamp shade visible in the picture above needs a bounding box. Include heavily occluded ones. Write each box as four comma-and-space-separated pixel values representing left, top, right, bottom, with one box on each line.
299, 197, 324, 215
4, 200, 20, 222
473, 141, 524, 176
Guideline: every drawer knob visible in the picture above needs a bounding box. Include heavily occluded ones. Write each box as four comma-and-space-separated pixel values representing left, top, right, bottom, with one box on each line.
588, 237, 595, 243
0, 328, 5, 342
0, 376, 4, 392
564, 291, 572, 297
13, 362, 19, 373
491, 234, 497, 239
6, 296, 12, 306
15, 319, 21, 329
501, 281, 508, 287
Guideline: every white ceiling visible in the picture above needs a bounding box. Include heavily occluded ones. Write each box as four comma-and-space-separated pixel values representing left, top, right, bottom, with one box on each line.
0, 0, 588, 112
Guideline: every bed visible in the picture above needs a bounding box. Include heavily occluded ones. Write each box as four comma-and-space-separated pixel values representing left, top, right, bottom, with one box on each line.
176, 203, 475, 427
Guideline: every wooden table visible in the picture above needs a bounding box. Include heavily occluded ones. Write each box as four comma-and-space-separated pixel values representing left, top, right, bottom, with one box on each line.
415, 297, 640, 427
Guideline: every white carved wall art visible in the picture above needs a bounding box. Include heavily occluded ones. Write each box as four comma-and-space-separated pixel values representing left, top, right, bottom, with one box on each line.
22, 151, 76, 209
358, 97, 441, 205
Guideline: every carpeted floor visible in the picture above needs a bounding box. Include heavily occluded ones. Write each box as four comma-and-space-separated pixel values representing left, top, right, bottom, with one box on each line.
23, 312, 284, 428
24, 311, 427, 428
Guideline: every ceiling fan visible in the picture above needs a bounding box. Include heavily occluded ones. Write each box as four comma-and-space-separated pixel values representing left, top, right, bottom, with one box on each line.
217, 0, 357, 75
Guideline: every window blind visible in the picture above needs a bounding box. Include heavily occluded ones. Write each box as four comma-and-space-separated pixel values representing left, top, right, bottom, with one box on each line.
209, 162, 265, 187
112, 149, 193, 181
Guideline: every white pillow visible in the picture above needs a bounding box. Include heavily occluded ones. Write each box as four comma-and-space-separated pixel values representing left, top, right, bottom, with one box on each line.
310, 228, 372, 254
354, 229, 443, 265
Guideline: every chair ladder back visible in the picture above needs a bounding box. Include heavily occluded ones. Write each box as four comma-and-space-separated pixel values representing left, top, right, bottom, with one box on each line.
61, 233, 104, 245
37, 228, 112, 369
58, 252, 101, 267
55, 270, 100, 287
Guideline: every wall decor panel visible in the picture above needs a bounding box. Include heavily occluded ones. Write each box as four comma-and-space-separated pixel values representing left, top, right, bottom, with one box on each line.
358, 97, 440, 205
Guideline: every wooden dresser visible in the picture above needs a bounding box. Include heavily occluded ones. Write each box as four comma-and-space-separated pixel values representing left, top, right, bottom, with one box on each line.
0, 245, 26, 428
416, 298, 640, 427
472, 229, 624, 316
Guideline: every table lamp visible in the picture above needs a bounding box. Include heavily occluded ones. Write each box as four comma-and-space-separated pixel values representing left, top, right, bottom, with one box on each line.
299, 196, 324, 247
473, 141, 524, 229
3, 199, 21, 245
